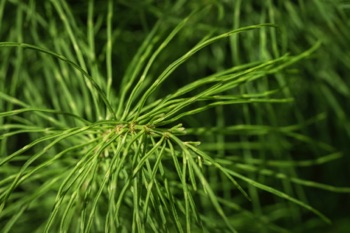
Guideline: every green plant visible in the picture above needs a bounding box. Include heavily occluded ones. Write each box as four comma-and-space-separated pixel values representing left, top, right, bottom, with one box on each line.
1, 0, 350, 232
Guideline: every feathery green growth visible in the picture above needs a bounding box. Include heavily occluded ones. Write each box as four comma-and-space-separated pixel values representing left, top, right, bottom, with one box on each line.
1, 0, 350, 232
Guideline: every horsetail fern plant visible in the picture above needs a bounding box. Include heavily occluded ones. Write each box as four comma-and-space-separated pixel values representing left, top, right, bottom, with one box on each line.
1, 1, 350, 232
